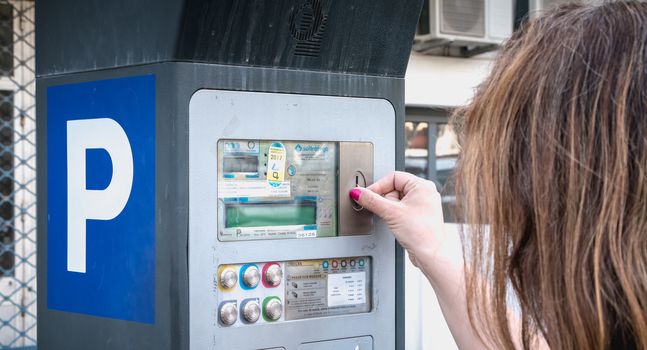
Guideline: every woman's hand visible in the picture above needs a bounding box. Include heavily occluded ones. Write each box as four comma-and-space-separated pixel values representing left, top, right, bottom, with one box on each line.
351, 172, 493, 349
348, 171, 449, 271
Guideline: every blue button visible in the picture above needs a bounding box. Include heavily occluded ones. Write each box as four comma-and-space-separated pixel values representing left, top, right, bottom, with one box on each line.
322, 261, 329, 269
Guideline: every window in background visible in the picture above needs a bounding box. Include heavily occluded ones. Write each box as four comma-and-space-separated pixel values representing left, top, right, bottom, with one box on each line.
435, 123, 460, 222
404, 121, 429, 178
0, 4, 12, 76
0, 0, 16, 279
0, 90, 12, 277
405, 108, 460, 222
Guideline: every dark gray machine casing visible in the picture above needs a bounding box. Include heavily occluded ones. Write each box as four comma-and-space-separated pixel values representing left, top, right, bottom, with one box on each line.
36, 1, 422, 349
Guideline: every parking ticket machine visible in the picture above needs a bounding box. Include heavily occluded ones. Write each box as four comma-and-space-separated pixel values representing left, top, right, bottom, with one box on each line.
36, 1, 422, 349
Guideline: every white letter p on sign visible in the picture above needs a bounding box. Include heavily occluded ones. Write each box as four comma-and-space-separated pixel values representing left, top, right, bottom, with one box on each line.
66, 118, 134, 273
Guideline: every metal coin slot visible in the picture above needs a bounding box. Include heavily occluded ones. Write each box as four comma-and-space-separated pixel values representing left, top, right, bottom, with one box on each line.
352, 171, 366, 212
338, 142, 374, 236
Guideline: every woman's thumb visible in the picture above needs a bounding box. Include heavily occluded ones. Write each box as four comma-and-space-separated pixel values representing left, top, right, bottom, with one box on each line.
349, 187, 396, 219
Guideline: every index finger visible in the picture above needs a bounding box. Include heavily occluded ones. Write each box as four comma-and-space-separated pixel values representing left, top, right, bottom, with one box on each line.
367, 171, 421, 196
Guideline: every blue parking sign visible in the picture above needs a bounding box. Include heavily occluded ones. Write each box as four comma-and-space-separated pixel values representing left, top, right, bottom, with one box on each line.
47, 75, 156, 324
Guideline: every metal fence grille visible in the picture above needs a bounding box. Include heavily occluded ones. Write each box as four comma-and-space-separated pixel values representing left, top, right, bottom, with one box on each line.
0, 0, 36, 348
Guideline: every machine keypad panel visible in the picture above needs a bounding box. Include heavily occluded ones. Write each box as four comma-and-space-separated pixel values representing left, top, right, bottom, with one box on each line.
217, 257, 371, 327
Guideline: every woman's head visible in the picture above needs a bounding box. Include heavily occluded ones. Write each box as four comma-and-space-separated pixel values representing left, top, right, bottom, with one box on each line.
455, 1, 647, 348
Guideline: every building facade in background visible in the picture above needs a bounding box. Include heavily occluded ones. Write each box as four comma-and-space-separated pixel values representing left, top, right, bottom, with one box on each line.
403, 50, 493, 350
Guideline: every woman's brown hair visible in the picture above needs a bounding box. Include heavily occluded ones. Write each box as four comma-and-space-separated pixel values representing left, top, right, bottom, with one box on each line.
454, 1, 647, 349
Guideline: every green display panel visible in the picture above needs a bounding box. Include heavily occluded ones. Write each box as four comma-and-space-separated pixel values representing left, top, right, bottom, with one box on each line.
225, 203, 316, 228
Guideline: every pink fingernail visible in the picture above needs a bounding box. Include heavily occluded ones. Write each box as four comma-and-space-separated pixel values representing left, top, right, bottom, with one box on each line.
349, 188, 361, 201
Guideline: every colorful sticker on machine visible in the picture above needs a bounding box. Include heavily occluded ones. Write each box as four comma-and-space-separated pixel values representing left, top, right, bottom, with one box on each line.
294, 143, 330, 161
267, 142, 286, 186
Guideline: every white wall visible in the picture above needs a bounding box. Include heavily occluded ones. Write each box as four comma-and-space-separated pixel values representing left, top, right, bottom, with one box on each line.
405, 52, 494, 108
404, 225, 464, 350
404, 52, 494, 349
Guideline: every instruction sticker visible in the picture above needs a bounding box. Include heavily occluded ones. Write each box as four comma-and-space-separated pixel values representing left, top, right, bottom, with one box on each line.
284, 257, 371, 320
267, 142, 286, 186
327, 272, 367, 307
218, 180, 291, 198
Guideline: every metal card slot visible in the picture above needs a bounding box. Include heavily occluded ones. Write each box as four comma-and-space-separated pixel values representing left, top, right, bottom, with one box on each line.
299, 336, 373, 350
338, 142, 374, 235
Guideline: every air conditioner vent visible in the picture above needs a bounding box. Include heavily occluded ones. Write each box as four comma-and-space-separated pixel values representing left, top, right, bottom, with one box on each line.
440, 0, 486, 37
414, 0, 513, 56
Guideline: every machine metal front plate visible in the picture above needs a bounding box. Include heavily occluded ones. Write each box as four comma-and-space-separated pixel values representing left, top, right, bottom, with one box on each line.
189, 90, 396, 350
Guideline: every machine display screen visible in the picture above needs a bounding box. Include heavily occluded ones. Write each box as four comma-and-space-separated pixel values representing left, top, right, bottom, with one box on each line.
222, 155, 259, 173
218, 139, 339, 241
225, 203, 317, 228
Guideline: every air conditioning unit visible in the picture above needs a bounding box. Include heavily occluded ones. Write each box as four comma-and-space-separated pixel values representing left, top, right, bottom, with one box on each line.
414, 0, 514, 52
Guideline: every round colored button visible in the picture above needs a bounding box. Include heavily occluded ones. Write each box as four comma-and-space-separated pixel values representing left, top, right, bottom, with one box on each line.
242, 300, 261, 323
264, 264, 283, 287
350, 259, 356, 267
264, 299, 283, 321
219, 302, 238, 326
341, 260, 347, 268
219, 268, 238, 289
242, 265, 260, 289
332, 260, 338, 268
359, 259, 365, 267
322, 261, 329, 269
